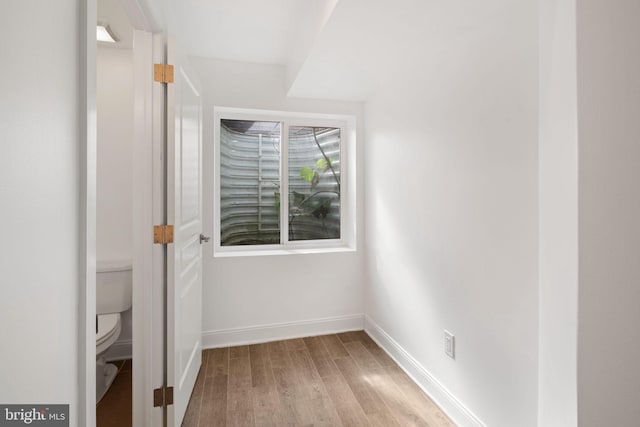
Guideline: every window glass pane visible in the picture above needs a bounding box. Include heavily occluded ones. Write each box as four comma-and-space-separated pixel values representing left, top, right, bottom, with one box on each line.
288, 126, 341, 241
220, 119, 280, 245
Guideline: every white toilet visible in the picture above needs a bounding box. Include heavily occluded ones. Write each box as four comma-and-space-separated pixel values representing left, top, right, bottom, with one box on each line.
96, 261, 132, 403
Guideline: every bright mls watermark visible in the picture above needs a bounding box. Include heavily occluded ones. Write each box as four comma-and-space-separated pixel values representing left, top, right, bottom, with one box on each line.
0, 405, 68, 426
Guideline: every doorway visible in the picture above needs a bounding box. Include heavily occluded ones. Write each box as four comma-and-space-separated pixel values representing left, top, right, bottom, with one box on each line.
95, 0, 136, 424
90, 0, 160, 425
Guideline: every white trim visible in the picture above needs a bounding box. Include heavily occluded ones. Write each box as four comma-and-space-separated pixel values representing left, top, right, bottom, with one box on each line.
150, 32, 167, 427
202, 314, 364, 349
106, 339, 133, 362
213, 106, 354, 122
364, 316, 487, 427
213, 245, 355, 258
80, 0, 97, 425
281, 119, 289, 246
166, 35, 177, 427
132, 28, 155, 427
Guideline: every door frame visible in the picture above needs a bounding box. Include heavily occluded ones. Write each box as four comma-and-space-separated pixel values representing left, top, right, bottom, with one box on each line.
80, 1, 97, 426
129, 7, 166, 427
82, 0, 164, 425
132, 29, 165, 427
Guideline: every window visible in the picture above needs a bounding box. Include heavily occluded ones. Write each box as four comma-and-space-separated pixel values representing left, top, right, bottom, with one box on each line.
214, 108, 355, 255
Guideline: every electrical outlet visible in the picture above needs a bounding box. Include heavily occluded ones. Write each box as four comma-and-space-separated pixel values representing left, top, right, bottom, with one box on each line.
444, 330, 455, 359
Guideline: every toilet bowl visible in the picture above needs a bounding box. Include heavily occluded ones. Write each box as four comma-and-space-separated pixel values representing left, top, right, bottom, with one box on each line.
96, 261, 132, 403
96, 313, 122, 402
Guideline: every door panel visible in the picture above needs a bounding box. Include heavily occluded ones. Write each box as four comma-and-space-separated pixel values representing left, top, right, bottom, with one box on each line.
166, 38, 203, 426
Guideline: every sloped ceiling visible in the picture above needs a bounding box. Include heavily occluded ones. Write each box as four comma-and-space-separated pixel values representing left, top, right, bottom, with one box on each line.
170, 0, 517, 102
173, 0, 337, 65
287, 0, 519, 101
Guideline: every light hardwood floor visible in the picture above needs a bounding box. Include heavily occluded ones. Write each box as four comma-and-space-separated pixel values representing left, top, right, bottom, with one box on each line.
182, 331, 455, 427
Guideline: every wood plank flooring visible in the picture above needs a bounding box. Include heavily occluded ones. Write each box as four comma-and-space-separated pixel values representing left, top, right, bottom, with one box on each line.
182, 332, 455, 427
97, 359, 132, 427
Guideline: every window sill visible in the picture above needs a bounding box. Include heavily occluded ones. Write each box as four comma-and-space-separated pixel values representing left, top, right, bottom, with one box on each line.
213, 245, 356, 258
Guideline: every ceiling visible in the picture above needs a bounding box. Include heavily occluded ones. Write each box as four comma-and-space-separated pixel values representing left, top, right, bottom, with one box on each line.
98, 0, 134, 49
286, 0, 522, 101
172, 0, 337, 65
120, 0, 526, 102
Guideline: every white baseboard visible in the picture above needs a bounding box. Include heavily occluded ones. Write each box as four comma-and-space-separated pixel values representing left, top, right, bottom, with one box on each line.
202, 314, 364, 349
364, 316, 486, 427
105, 339, 132, 362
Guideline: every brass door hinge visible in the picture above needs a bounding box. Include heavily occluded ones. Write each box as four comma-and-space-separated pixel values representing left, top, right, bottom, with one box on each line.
153, 386, 174, 408
154, 63, 174, 83
153, 225, 174, 244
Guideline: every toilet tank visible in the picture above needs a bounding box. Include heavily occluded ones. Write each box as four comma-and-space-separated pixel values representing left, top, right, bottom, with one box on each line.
97, 260, 132, 315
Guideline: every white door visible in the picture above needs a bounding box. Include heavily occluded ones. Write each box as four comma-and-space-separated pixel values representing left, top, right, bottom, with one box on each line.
166, 38, 204, 426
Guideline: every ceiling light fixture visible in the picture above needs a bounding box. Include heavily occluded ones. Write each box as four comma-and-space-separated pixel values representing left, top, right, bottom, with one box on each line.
97, 23, 119, 43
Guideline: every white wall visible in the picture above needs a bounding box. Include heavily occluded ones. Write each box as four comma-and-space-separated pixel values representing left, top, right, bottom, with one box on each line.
97, 46, 134, 263
363, 2, 539, 426
537, 0, 578, 425
0, 1, 85, 424
190, 57, 365, 346
97, 46, 134, 355
576, 1, 640, 425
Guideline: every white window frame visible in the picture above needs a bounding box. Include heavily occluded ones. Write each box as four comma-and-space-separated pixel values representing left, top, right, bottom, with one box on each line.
213, 106, 356, 256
